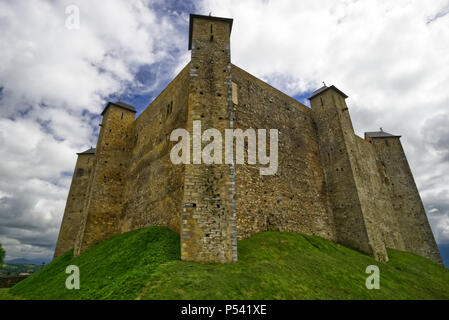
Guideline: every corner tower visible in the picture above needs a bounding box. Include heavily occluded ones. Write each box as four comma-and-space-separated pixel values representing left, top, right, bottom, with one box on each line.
310, 86, 389, 262
74, 101, 136, 256
366, 131, 442, 264
54, 148, 95, 258
181, 14, 237, 263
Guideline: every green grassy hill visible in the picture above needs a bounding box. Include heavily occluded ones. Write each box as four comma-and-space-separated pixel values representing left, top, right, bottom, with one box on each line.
3, 226, 449, 300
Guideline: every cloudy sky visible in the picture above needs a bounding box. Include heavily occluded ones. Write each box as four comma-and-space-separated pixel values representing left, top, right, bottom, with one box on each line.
0, 0, 448, 263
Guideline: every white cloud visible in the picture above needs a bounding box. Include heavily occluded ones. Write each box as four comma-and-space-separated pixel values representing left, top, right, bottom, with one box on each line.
0, 0, 187, 261
0, 0, 186, 116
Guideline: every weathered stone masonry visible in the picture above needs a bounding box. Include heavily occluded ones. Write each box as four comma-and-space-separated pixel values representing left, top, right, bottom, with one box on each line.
181, 16, 237, 263
54, 148, 95, 257
54, 14, 442, 265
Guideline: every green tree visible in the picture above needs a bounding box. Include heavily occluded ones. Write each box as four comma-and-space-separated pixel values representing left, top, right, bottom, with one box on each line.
0, 243, 5, 265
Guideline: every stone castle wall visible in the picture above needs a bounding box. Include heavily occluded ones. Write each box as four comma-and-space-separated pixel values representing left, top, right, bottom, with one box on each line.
70, 67, 191, 257
231, 65, 336, 242
55, 14, 442, 265
119, 64, 191, 235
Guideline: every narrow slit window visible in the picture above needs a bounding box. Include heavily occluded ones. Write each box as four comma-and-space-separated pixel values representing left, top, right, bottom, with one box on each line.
167, 101, 173, 116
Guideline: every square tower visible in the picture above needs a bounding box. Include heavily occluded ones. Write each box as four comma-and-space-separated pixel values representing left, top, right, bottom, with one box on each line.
181, 14, 237, 263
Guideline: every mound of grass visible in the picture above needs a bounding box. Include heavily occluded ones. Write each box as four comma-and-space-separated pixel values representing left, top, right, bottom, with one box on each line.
10, 226, 179, 300
6, 226, 449, 300
0, 288, 23, 300
141, 232, 449, 299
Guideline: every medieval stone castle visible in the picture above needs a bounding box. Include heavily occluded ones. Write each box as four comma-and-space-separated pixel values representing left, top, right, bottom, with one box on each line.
54, 14, 442, 264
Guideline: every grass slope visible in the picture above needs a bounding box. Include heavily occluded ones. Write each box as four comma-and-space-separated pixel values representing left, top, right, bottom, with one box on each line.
10, 227, 179, 300
0, 288, 23, 300
4, 226, 449, 300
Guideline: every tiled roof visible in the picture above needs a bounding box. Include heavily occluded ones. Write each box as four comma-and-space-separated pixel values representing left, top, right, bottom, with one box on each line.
365, 131, 401, 139
308, 85, 348, 100
77, 147, 96, 155
101, 101, 136, 116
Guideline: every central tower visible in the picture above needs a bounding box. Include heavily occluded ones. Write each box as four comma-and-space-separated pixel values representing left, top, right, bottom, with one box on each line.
180, 14, 237, 263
